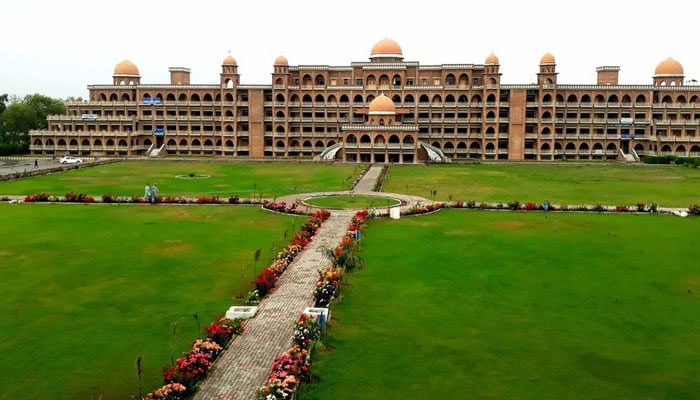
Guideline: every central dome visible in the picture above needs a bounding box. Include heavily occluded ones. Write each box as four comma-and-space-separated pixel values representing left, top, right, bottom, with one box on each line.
655, 57, 683, 75
114, 59, 139, 76
540, 52, 556, 64
370, 38, 402, 57
368, 94, 396, 114
222, 55, 237, 65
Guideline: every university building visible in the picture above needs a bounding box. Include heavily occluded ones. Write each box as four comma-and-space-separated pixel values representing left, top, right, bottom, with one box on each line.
29, 38, 700, 162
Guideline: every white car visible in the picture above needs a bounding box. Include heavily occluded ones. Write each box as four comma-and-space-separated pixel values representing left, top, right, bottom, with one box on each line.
60, 156, 83, 164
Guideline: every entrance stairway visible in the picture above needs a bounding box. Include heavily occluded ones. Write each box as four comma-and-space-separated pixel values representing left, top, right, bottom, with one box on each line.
148, 144, 165, 157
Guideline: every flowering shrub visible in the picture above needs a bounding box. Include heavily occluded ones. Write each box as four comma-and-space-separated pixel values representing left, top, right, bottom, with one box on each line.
192, 339, 223, 358
263, 200, 299, 214
508, 201, 521, 210
64, 192, 94, 202
144, 383, 187, 400
615, 205, 629, 212
228, 195, 240, 204
246, 288, 261, 304
23, 193, 50, 202
292, 314, 321, 349
196, 195, 220, 204
524, 202, 538, 211
592, 204, 606, 212
203, 316, 245, 346
101, 193, 114, 203
314, 266, 342, 307
689, 204, 700, 215
404, 202, 445, 216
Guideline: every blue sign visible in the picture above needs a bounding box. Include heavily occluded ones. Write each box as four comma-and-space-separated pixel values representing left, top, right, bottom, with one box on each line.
154, 128, 164, 135
354, 230, 361, 240
621, 134, 634, 140
142, 97, 162, 105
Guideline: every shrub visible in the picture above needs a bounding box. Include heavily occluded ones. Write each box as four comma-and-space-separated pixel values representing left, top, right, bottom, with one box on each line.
24, 193, 50, 202
466, 200, 476, 209
255, 267, 279, 297
689, 204, 700, 216
636, 203, 646, 212
228, 195, 240, 204
648, 203, 658, 213
496, 202, 504, 209
292, 314, 321, 350
144, 383, 187, 400
102, 193, 114, 203
524, 202, 538, 211
508, 201, 521, 210
455, 200, 464, 208
592, 204, 605, 212
203, 320, 234, 346
615, 205, 629, 212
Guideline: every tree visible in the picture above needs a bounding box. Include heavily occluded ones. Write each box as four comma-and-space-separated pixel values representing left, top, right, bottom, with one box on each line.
0, 93, 8, 115
1, 103, 38, 137
23, 93, 65, 130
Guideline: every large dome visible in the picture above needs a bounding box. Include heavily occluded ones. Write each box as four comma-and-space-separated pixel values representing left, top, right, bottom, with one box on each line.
274, 55, 288, 65
485, 53, 499, 65
370, 38, 402, 57
540, 52, 556, 64
222, 55, 237, 65
113, 59, 139, 75
368, 94, 396, 114
655, 57, 683, 75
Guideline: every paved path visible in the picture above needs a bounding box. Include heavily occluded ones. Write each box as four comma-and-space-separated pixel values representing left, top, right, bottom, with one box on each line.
353, 164, 384, 192
194, 211, 354, 400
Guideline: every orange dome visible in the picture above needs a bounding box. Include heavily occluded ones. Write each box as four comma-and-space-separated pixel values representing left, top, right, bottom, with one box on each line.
223, 55, 237, 65
485, 53, 499, 65
113, 59, 139, 75
540, 52, 556, 64
370, 38, 402, 57
368, 94, 396, 114
274, 55, 288, 65
655, 57, 683, 75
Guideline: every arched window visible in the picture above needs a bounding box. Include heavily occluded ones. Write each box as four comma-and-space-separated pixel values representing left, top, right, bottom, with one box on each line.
366, 74, 376, 86
203, 94, 213, 101
191, 93, 201, 101
276, 140, 286, 148
486, 111, 496, 119
565, 142, 576, 150
303, 140, 312, 148
556, 94, 565, 102
486, 127, 495, 134
179, 94, 187, 101
542, 94, 552, 103
191, 139, 201, 146
225, 140, 234, 147
366, 94, 375, 103
594, 94, 605, 104
353, 94, 364, 104
360, 134, 371, 143
690, 95, 699, 104
225, 124, 234, 132
581, 94, 591, 103
99, 93, 107, 101
109, 93, 118, 101
167, 139, 176, 146
166, 93, 176, 101
404, 94, 415, 104
93, 139, 102, 147
204, 139, 213, 146
346, 134, 357, 143
81, 139, 90, 146
541, 111, 552, 119
608, 94, 618, 103
275, 93, 285, 103
392, 74, 401, 87
458, 73, 469, 87
104, 139, 113, 146
432, 95, 442, 105
606, 143, 616, 151
275, 111, 285, 118
179, 139, 188, 146
635, 94, 646, 104
579, 142, 589, 150
143, 139, 152, 146
315, 94, 325, 104
419, 94, 429, 103
486, 94, 497, 103
445, 94, 455, 104
389, 135, 400, 143
661, 95, 672, 104
457, 95, 467, 105
315, 140, 324, 148
122, 93, 131, 101
379, 74, 389, 87
118, 139, 127, 147
403, 136, 414, 144
339, 94, 349, 103
327, 95, 337, 104
431, 141, 441, 149
593, 142, 603, 151
541, 127, 551, 135
276, 125, 285, 133
567, 94, 578, 103
471, 94, 482, 103
677, 95, 687, 103
661, 144, 672, 152
315, 74, 325, 85
540, 143, 551, 151
485, 142, 495, 150
445, 74, 456, 86
374, 135, 385, 145
302, 74, 312, 86
302, 94, 312, 103
622, 95, 631, 104
676, 145, 686, 153
275, 77, 283, 85
392, 95, 402, 105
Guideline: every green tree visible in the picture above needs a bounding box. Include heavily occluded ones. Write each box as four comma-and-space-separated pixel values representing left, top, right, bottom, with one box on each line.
0, 93, 8, 115
1, 103, 39, 136
23, 93, 65, 129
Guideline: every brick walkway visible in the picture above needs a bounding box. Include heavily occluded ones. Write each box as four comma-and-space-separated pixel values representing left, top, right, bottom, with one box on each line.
352, 164, 384, 193
194, 210, 354, 400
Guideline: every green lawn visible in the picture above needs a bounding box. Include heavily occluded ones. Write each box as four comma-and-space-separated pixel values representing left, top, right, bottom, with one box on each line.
302, 211, 700, 400
383, 163, 700, 207
0, 161, 363, 198
0, 204, 297, 400
305, 195, 399, 209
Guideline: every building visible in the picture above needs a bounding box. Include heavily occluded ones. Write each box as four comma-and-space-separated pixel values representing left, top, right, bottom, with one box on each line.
29, 38, 700, 162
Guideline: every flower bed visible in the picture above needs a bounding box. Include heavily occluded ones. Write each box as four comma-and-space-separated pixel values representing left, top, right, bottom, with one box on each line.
20, 193, 260, 205
447, 200, 670, 214
262, 200, 302, 215
143, 209, 330, 399
402, 202, 445, 216
257, 315, 321, 400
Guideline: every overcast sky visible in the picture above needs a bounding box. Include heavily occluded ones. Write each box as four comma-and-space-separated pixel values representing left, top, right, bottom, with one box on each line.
2, 0, 699, 99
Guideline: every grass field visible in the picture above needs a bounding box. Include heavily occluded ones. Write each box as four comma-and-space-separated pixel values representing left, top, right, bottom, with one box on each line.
382, 163, 700, 207
305, 195, 399, 209
301, 211, 700, 400
0, 161, 363, 198
0, 204, 297, 400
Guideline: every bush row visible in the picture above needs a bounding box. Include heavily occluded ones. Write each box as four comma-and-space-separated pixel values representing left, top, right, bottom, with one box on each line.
21, 193, 261, 205
450, 200, 665, 213
643, 155, 700, 167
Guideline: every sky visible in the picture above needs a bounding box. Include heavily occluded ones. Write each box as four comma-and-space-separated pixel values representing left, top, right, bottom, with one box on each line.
2, 0, 699, 99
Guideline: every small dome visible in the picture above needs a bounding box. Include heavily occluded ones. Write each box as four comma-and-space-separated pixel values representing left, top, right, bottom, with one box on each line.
368, 94, 396, 114
114, 59, 139, 75
370, 38, 402, 57
223, 55, 237, 65
655, 57, 683, 75
274, 55, 288, 65
540, 52, 556, 64
485, 53, 499, 65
